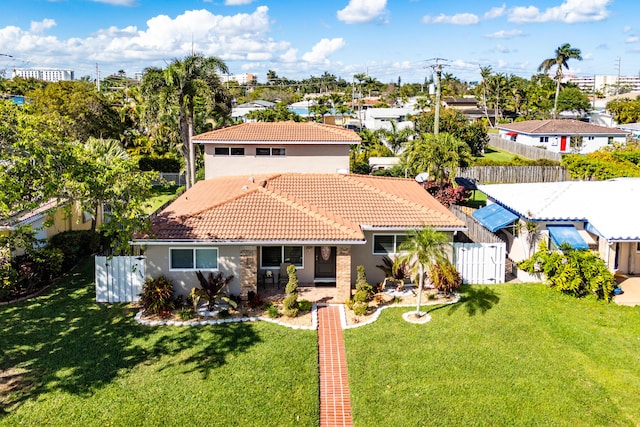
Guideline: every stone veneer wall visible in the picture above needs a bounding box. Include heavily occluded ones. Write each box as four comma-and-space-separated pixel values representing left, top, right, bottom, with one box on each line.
240, 246, 257, 298
336, 245, 352, 302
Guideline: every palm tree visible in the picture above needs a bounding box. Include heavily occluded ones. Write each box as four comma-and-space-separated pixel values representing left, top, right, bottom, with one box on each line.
402, 132, 471, 185
396, 227, 450, 316
141, 54, 231, 188
478, 66, 493, 126
538, 43, 583, 118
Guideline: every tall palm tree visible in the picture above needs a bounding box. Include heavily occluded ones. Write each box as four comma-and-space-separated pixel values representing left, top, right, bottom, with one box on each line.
396, 227, 450, 316
479, 66, 493, 126
141, 54, 231, 188
538, 43, 582, 118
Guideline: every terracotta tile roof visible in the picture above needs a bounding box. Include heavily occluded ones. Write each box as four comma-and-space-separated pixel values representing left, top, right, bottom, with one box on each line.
144, 174, 465, 242
499, 119, 627, 135
192, 122, 361, 143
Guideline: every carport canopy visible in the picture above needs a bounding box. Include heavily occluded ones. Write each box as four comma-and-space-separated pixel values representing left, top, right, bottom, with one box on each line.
547, 225, 588, 250
472, 203, 518, 233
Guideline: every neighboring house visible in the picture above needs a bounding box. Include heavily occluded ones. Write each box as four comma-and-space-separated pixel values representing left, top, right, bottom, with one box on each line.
498, 119, 627, 154
473, 179, 640, 277
616, 122, 640, 138
368, 156, 401, 172
134, 173, 466, 301
1, 200, 94, 254
362, 108, 415, 131
193, 122, 360, 179
231, 99, 275, 122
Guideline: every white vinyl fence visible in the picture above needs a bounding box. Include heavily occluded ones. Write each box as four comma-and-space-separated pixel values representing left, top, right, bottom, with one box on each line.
453, 242, 506, 285
95, 256, 146, 303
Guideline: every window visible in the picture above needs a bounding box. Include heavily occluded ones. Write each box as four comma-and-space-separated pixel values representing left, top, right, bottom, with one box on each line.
261, 246, 303, 268
637, 242, 640, 252
608, 137, 614, 144
539, 136, 549, 143
230, 147, 245, 156
170, 248, 218, 270
587, 136, 595, 141
255, 147, 285, 156
214, 147, 230, 156
373, 234, 407, 255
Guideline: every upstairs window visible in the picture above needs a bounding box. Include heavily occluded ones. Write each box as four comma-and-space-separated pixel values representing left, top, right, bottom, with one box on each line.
215, 147, 230, 156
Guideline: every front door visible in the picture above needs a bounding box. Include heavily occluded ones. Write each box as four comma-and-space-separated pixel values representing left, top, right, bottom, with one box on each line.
560, 136, 567, 152
315, 246, 336, 283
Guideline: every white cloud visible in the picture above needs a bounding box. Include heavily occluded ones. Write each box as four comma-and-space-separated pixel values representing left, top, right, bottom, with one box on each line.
484, 4, 506, 19
623, 26, 632, 33
91, 0, 137, 5
30, 19, 56, 33
509, 0, 611, 24
626, 35, 639, 43
280, 48, 298, 63
301, 38, 345, 63
225, 0, 254, 5
485, 29, 525, 38
495, 44, 511, 53
423, 13, 479, 25
337, 0, 388, 24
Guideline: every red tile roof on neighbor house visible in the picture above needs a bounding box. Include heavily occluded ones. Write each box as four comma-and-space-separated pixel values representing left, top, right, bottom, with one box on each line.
499, 119, 628, 135
192, 122, 361, 144
143, 174, 465, 242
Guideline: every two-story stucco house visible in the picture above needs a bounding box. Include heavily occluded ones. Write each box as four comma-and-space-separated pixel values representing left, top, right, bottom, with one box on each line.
194, 122, 360, 179
498, 119, 627, 154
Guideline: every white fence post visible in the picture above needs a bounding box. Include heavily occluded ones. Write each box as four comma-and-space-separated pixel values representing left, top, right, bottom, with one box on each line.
453, 242, 506, 285
95, 256, 146, 303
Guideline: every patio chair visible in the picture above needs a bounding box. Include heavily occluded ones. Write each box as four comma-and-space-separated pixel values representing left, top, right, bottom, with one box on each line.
277, 263, 290, 288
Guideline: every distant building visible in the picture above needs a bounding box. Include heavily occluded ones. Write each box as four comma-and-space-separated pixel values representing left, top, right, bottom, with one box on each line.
12, 68, 74, 82
567, 74, 640, 95
220, 73, 257, 85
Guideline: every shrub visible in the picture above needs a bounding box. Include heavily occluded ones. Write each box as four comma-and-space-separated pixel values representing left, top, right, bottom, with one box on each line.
282, 264, 299, 317
49, 230, 101, 268
353, 301, 369, 316
518, 241, 615, 301
345, 298, 355, 310
355, 265, 372, 293
428, 260, 463, 296
176, 306, 195, 320
137, 155, 181, 172
376, 256, 409, 284
139, 276, 175, 315
217, 308, 231, 319
194, 271, 236, 311
0, 259, 18, 301
267, 303, 280, 318
353, 289, 369, 303
247, 291, 263, 309
297, 299, 312, 312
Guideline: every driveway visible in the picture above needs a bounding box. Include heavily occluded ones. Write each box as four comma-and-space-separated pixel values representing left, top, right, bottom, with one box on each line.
613, 276, 640, 306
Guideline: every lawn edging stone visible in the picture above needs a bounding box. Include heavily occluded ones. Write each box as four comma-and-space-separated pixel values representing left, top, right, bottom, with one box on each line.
341, 293, 460, 329
134, 303, 319, 330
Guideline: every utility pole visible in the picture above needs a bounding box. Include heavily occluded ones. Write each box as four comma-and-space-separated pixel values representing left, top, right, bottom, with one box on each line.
426, 58, 448, 135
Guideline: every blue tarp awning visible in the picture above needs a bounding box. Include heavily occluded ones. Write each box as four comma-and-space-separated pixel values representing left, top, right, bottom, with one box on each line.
472, 203, 518, 233
547, 225, 588, 250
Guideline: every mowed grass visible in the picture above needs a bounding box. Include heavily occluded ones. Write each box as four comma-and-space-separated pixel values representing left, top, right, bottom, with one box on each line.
345, 285, 640, 427
473, 145, 522, 163
143, 185, 183, 214
0, 258, 319, 427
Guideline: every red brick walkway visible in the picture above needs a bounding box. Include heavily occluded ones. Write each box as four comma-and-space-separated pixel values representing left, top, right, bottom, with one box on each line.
318, 305, 353, 427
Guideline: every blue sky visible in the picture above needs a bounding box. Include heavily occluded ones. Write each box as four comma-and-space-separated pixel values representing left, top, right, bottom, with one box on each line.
0, 0, 638, 84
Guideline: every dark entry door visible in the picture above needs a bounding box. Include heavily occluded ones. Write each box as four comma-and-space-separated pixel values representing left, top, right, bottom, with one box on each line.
315, 246, 336, 280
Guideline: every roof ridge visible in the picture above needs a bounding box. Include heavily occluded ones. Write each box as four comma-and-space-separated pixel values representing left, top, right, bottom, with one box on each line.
262, 186, 364, 239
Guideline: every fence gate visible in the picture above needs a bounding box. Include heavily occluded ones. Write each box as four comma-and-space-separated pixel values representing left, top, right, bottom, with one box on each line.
453, 243, 506, 285
95, 256, 145, 302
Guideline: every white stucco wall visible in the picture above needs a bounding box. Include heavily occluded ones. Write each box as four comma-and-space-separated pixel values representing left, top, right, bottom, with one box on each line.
202, 144, 352, 179
505, 132, 624, 154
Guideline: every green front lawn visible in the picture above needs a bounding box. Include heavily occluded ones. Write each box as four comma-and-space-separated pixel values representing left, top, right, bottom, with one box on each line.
0, 259, 319, 426
473, 145, 521, 164
345, 285, 640, 426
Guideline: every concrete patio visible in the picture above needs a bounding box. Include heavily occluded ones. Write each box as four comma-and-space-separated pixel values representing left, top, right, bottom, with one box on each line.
613, 276, 640, 306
